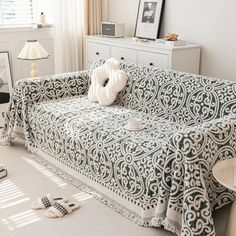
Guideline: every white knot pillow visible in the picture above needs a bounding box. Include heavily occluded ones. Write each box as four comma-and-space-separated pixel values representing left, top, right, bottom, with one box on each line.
88, 58, 128, 106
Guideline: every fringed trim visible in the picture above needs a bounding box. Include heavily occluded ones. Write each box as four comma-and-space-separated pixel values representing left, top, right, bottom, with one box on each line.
0, 132, 26, 146
25, 151, 181, 236
163, 219, 181, 236
0, 139, 12, 146
0, 134, 12, 146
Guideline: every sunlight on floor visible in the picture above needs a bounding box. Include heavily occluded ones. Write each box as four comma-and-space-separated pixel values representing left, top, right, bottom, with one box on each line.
24, 158, 67, 188
1, 210, 41, 231
72, 192, 93, 202
0, 179, 30, 209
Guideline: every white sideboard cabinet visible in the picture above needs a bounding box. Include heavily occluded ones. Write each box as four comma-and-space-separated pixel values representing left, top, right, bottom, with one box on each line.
84, 35, 201, 74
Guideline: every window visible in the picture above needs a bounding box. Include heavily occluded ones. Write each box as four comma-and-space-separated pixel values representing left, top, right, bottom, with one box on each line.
0, 0, 33, 25
0, 0, 53, 27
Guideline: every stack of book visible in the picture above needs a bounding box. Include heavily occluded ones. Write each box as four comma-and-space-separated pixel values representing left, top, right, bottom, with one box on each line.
156, 39, 187, 47
0, 164, 7, 179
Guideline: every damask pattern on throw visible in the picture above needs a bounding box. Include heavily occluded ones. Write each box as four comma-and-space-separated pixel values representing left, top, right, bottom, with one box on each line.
1, 60, 236, 236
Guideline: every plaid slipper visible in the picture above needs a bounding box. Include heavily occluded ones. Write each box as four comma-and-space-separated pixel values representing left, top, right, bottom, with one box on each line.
31, 193, 69, 209
45, 200, 80, 218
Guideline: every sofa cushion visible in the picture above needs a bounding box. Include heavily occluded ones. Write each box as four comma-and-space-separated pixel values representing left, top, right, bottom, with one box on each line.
28, 96, 187, 203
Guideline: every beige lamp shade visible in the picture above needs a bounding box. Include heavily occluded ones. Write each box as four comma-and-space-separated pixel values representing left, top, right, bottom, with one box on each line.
18, 40, 49, 78
18, 40, 49, 60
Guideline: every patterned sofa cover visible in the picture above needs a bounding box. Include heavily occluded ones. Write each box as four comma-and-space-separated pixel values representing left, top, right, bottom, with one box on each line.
1, 60, 236, 236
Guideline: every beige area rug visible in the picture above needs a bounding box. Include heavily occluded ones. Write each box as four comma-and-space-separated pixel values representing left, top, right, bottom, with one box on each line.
0, 141, 230, 236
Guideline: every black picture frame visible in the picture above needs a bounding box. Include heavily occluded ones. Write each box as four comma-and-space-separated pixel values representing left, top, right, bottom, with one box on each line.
134, 0, 165, 40
0, 51, 13, 105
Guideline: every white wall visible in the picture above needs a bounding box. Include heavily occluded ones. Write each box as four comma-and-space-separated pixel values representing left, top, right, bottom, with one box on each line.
108, 0, 236, 81
0, 27, 55, 84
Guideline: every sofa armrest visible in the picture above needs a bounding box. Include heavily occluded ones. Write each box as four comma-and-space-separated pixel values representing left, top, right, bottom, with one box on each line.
0, 70, 90, 144
17, 70, 90, 103
161, 115, 236, 235
174, 115, 236, 164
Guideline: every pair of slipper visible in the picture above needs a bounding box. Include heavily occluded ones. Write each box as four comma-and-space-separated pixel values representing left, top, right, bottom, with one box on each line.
31, 193, 80, 218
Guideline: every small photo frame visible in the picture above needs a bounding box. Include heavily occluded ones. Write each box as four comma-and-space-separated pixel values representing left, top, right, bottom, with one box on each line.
0, 51, 12, 105
134, 0, 165, 40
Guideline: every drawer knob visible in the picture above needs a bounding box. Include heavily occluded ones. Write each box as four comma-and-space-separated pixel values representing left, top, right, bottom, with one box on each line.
149, 62, 154, 66
121, 57, 125, 60
96, 52, 100, 55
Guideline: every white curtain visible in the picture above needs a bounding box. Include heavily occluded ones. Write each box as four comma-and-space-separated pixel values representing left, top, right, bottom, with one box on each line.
54, 0, 85, 73
54, 0, 108, 73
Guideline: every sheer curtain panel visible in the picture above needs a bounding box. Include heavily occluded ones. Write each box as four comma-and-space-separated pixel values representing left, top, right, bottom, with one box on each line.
54, 0, 108, 73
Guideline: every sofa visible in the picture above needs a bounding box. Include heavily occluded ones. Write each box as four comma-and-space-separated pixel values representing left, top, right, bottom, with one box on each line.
1, 60, 236, 236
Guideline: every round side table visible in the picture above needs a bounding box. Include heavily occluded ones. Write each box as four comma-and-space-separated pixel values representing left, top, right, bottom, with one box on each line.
213, 158, 236, 236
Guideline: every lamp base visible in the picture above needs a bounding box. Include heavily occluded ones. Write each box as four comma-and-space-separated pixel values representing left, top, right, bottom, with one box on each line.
31, 61, 39, 78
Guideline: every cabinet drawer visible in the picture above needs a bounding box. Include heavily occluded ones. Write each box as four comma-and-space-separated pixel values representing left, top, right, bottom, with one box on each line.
138, 51, 169, 68
87, 42, 110, 63
111, 46, 137, 63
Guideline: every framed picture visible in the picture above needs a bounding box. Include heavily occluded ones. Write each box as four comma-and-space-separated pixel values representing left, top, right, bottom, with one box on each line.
134, 0, 165, 40
0, 51, 12, 105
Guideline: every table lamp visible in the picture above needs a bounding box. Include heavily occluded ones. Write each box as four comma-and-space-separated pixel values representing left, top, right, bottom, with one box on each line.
17, 40, 49, 78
